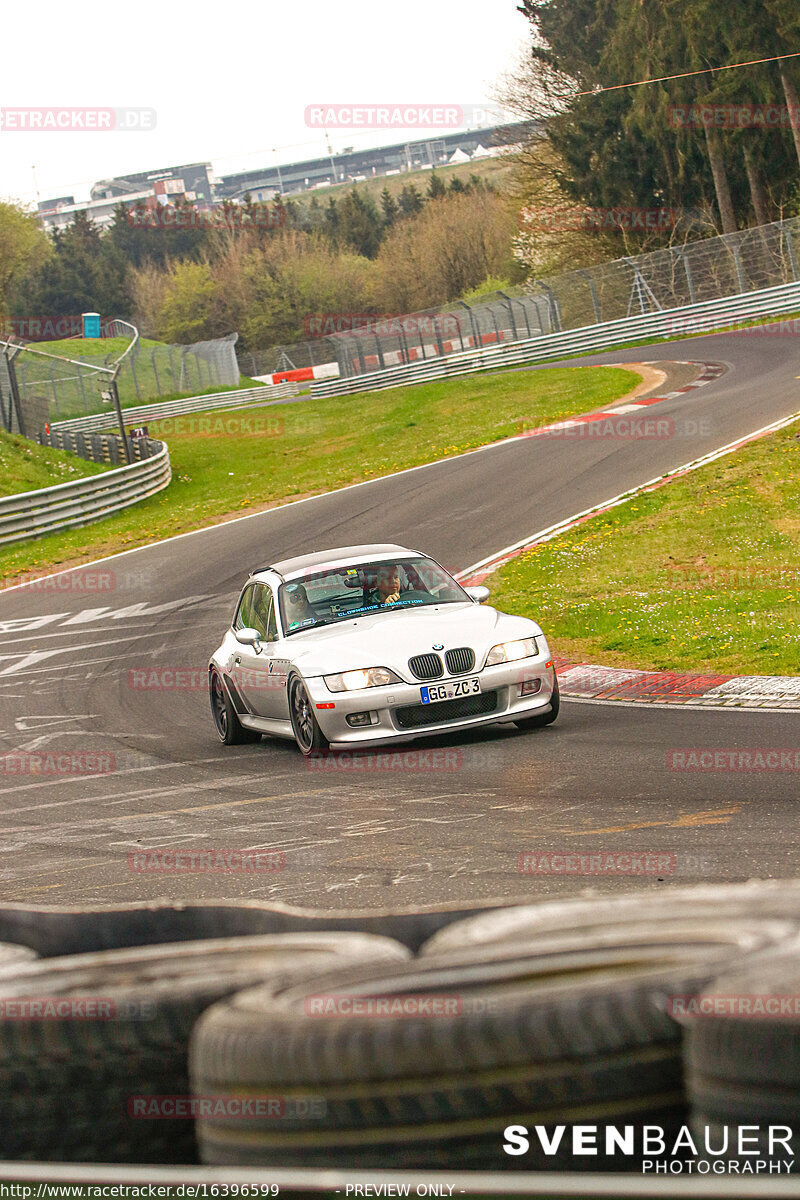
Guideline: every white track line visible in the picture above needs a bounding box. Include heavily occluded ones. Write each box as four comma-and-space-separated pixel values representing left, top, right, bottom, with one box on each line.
0, 360, 723, 595
455, 410, 800, 582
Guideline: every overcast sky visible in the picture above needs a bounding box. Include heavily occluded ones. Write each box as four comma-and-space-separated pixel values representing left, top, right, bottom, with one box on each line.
1, 1, 530, 207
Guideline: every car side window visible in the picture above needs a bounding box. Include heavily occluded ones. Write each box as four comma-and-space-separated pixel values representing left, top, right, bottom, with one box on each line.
234, 585, 255, 631
250, 584, 272, 640
265, 591, 279, 641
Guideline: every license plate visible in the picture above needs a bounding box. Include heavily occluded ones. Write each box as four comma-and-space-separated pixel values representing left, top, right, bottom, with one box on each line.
420, 678, 482, 704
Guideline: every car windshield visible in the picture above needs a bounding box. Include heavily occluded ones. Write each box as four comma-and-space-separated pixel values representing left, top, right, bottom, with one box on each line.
278, 556, 469, 635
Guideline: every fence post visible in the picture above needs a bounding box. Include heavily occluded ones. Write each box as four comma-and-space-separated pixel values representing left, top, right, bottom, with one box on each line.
534, 282, 562, 333
455, 301, 481, 350
168, 347, 178, 392
576, 271, 602, 324
783, 225, 799, 281
108, 366, 133, 465
129, 353, 142, 401
679, 250, 697, 305
497, 291, 519, 341
4, 346, 26, 437
77, 366, 88, 413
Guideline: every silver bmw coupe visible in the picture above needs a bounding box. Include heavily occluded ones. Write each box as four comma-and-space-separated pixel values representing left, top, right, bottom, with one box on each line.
209, 544, 559, 755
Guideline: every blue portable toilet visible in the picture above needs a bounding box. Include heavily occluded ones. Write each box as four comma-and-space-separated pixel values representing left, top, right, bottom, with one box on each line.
82, 312, 101, 338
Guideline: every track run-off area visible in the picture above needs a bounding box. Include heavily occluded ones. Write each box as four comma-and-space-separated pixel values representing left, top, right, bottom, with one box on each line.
1, 330, 799, 909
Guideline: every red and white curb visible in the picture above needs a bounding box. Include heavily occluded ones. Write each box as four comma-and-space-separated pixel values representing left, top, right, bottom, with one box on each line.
458, 401, 800, 712
516, 360, 725, 439
552, 659, 800, 708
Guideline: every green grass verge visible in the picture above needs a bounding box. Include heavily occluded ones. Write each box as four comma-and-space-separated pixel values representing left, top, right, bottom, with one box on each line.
0, 364, 638, 579
487, 421, 800, 676
29, 336, 164, 359
0, 429, 108, 498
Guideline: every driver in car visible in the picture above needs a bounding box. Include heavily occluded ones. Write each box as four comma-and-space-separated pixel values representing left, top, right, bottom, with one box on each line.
369, 564, 403, 606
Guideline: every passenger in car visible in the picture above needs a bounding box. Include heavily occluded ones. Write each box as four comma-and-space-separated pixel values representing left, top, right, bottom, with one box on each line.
285, 583, 316, 624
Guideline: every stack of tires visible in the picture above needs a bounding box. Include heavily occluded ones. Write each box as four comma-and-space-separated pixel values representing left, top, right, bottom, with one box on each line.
189, 883, 800, 1171
0, 885, 799, 1169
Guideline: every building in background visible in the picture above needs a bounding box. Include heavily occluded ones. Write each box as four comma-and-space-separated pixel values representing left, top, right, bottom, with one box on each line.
35, 125, 531, 231
90, 163, 214, 203
216, 124, 530, 202
38, 190, 155, 231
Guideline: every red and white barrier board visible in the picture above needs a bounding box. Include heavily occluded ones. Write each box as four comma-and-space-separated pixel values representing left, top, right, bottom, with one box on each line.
255, 363, 341, 385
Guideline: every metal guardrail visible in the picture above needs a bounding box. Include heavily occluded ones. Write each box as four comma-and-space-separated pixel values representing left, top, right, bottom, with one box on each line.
309, 279, 800, 398
52, 383, 299, 434
0, 441, 171, 545
38, 427, 164, 466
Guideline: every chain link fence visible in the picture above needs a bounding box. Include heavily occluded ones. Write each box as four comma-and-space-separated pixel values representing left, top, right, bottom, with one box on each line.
0, 328, 241, 434
241, 216, 800, 381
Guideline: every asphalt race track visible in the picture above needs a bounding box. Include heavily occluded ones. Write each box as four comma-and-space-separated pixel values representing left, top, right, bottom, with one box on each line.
1, 330, 799, 908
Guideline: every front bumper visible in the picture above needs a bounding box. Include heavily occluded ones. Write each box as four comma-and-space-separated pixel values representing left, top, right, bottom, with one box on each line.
304, 653, 558, 748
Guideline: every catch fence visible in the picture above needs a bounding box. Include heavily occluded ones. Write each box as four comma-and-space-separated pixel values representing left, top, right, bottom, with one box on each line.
242, 216, 800, 382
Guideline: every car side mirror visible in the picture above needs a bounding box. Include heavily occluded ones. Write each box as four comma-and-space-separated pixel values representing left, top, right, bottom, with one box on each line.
464, 585, 490, 604
235, 627, 263, 653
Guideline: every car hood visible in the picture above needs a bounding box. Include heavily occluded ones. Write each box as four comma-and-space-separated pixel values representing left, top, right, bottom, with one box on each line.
283, 603, 543, 678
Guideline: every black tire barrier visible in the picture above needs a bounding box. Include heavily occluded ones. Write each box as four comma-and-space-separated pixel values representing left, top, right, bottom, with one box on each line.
0, 931, 409, 1164
0, 896, 522, 958
682, 945, 800, 1163
420, 881, 800, 956
189, 917, 794, 1171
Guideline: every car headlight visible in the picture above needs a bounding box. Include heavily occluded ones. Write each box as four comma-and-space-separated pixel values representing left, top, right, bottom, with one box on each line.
324, 667, 402, 692
485, 637, 539, 666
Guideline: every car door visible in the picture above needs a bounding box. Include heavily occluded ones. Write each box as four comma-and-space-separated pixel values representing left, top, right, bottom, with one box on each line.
240, 583, 295, 720
231, 583, 273, 718
259, 584, 293, 720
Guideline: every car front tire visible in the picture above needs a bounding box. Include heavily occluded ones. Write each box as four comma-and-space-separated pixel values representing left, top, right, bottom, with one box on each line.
209, 668, 261, 745
288, 674, 330, 756
514, 676, 560, 731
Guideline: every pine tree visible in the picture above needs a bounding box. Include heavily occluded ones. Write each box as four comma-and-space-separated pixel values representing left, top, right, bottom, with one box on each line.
428, 170, 447, 199
380, 187, 399, 227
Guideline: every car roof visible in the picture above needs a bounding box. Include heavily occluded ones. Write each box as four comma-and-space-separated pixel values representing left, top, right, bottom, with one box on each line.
251, 544, 419, 582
